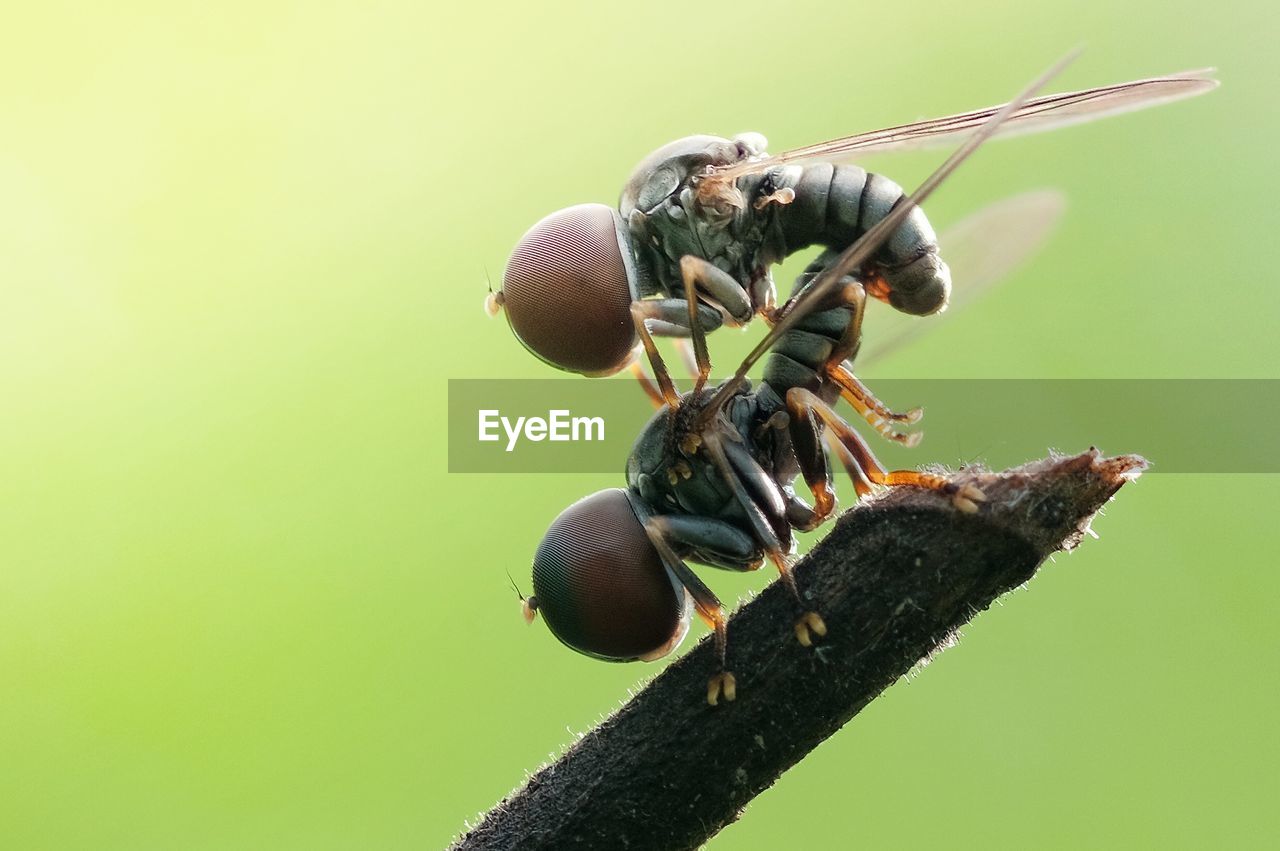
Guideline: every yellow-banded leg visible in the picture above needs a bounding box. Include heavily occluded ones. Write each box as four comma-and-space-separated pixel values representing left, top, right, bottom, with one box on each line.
629, 361, 666, 409
826, 430, 875, 500
701, 431, 828, 649
826, 363, 924, 447
629, 256, 750, 408
643, 520, 737, 705
630, 301, 682, 408
786, 387, 985, 513
818, 280, 925, 446
768, 277, 926, 447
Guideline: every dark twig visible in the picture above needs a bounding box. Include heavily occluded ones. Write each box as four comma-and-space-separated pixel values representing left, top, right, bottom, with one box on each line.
453, 450, 1146, 851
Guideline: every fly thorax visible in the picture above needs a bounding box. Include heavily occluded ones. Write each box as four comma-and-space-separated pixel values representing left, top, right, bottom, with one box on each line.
620, 134, 774, 300
626, 388, 750, 521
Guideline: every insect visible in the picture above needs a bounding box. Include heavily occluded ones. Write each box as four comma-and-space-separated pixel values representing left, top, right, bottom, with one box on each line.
511, 58, 1216, 705
488, 66, 1216, 390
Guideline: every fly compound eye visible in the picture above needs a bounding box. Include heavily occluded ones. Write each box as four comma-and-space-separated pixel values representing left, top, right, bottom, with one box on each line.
531, 489, 689, 662
502, 203, 638, 376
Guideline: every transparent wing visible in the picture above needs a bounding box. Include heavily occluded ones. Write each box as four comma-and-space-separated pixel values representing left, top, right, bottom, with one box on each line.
860, 190, 1067, 367
710, 69, 1217, 183
705, 52, 1076, 411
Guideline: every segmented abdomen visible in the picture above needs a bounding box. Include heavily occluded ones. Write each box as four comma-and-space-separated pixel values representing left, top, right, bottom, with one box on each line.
760, 264, 851, 404
775, 163, 949, 316
761, 164, 950, 401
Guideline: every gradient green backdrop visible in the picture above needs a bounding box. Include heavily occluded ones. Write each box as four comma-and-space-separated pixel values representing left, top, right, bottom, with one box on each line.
3, 1, 1276, 848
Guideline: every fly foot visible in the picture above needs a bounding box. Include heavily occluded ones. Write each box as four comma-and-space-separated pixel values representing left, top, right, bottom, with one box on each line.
951, 483, 987, 514
899, 406, 924, 425
871, 418, 923, 447
794, 611, 828, 647
707, 671, 737, 706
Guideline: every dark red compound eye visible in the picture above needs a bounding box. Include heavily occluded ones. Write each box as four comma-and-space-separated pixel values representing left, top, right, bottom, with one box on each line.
531, 489, 689, 662
502, 204, 638, 375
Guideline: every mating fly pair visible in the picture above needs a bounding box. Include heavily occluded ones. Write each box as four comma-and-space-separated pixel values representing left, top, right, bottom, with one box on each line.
491, 56, 1216, 704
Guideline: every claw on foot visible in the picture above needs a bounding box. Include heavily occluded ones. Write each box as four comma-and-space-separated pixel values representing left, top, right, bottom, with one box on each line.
870, 417, 923, 447
951, 483, 986, 514
794, 611, 828, 647
707, 671, 737, 706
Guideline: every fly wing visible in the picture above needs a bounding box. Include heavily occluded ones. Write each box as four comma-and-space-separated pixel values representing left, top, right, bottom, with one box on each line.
702, 52, 1080, 415
861, 190, 1067, 367
709, 69, 1217, 184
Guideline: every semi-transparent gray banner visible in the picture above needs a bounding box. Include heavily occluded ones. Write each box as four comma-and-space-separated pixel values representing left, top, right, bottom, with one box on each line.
447, 379, 1280, 473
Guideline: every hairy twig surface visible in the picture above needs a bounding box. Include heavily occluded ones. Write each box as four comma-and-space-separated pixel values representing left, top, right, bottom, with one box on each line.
453, 450, 1146, 851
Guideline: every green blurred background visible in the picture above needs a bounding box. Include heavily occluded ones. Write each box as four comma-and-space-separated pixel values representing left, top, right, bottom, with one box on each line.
2, 1, 1276, 848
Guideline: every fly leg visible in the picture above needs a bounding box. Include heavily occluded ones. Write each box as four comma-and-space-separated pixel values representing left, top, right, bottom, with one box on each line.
773, 249, 841, 320
786, 387, 985, 513
826, 430, 875, 500
633, 257, 737, 403
640, 516, 747, 701
631, 266, 738, 408
645, 515, 764, 705
785, 391, 886, 525
630, 342, 705, 409
631, 298, 725, 340
631, 255, 751, 354
785, 398, 838, 528
819, 279, 925, 446
649, 514, 765, 573
701, 431, 828, 648
679, 257, 713, 390
826, 362, 924, 447
628, 362, 666, 409
630, 301, 693, 407
677, 255, 755, 330
768, 272, 924, 446
749, 412, 829, 533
